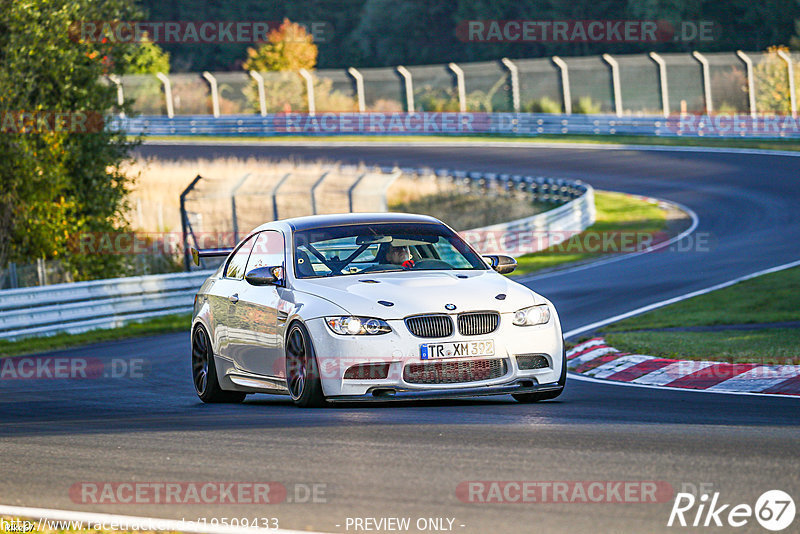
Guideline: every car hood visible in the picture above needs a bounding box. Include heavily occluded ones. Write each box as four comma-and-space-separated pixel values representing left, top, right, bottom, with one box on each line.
292, 270, 543, 319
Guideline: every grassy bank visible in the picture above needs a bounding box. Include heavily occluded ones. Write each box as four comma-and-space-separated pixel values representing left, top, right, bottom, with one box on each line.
601, 266, 800, 364
513, 191, 671, 276
0, 313, 190, 358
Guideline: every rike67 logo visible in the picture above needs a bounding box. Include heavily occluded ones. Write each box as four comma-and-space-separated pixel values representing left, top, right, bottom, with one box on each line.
668, 490, 795, 531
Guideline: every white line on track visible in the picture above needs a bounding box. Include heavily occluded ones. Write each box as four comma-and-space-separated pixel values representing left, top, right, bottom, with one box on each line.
564, 258, 800, 399
567, 372, 800, 399
514, 197, 699, 283
0, 505, 328, 534
143, 139, 800, 158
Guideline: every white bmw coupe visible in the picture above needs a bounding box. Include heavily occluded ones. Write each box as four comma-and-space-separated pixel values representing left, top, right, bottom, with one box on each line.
190, 213, 565, 407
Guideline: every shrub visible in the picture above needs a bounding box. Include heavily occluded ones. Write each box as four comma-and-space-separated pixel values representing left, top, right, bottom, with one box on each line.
573, 96, 602, 114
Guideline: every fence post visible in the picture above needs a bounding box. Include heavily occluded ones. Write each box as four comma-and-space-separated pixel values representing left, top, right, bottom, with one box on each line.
448, 63, 467, 112
500, 58, 520, 113
551, 56, 571, 115
691, 51, 712, 114
298, 69, 316, 116
249, 71, 267, 116
347, 172, 368, 212
602, 54, 622, 117
271, 172, 292, 221
7, 262, 18, 289
776, 50, 797, 118
36, 258, 47, 286
396, 66, 414, 112
107, 74, 125, 118
310, 172, 330, 215
347, 67, 366, 113
381, 171, 402, 212
155, 72, 174, 118
736, 51, 757, 118
180, 174, 203, 271
202, 71, 220, 117
230, 173, 251, 243
649, 52, 670, 118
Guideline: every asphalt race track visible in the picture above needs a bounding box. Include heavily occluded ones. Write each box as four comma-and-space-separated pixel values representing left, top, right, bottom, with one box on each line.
2, 142, 799, 533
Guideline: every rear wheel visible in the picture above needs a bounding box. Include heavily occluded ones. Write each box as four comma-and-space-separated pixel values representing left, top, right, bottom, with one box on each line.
285, 322, 326, 407
513, 342, 566, 403
192, 324, 245, 404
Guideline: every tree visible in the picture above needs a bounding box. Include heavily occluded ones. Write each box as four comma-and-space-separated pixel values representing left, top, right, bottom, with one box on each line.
243, 19, 318, 72
0, 0, 144, 280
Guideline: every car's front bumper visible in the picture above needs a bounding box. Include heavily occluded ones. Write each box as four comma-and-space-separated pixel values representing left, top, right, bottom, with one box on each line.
305, 312, 563, 398
326, 379, 563, 403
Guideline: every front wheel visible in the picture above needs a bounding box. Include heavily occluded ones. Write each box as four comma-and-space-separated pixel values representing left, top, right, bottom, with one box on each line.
192, 324, 245, 404
285, 322, 327, 407
513, 342, 566, 403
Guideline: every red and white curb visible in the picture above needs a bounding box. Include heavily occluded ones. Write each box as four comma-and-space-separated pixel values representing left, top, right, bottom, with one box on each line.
567, 338, 800, 396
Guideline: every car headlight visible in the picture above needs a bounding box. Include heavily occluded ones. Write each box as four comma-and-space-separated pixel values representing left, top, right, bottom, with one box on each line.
326, 316, 392, 335
512, 305, 551, 326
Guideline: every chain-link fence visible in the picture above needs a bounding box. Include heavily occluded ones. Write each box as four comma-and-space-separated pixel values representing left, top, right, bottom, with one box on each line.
115, 51, 800, 118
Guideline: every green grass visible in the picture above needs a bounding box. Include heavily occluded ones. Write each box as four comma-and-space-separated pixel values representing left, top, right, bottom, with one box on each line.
142, 133, 800, 152
600, 266, 800, 364
605, 329, 800, 365
513, 191, 667, 276
0, 313, 190, 358
604, 267, 800, 331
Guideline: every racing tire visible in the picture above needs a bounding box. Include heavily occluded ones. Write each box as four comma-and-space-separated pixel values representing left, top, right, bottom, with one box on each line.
192, 324, 246, 404
285, 322, 327, 408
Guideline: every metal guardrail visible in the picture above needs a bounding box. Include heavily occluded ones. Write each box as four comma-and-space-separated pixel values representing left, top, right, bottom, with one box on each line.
0, 271, 212, 341
113, 112, 800, 139
2, 171, 592, 341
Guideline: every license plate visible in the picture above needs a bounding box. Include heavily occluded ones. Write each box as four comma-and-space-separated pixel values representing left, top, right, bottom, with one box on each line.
420, 339, 495, 360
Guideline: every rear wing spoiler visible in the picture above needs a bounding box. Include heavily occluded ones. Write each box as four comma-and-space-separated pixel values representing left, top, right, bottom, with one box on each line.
190, 247, 233, 266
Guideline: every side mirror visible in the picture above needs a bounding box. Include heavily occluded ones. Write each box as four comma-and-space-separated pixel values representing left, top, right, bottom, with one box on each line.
483, 255, 517, 274
245, 266, 281, 286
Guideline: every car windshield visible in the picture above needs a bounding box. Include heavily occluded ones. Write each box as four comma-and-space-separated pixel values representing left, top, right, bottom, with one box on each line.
293, 222, 488, 278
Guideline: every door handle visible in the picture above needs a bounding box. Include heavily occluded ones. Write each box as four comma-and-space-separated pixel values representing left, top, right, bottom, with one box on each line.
228, 293, 239, 303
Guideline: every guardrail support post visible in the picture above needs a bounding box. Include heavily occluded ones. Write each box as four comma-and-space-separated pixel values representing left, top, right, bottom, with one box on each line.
347, 173, 368, 212
776, 50, 797, 118
649, 52, 670, 118
249, 71, 267, 116
347, 67, 366, 113
310, 172, 330, 215
107, 74, 125, 118
155, 72, 174, 119
500, 58, 520, 113
271, 173, 292, 221
692, 51, 713, 114
448, 62, 467, 112
602, 54, 623, 117
230, 173, 251, 243
551, 56, 571, 115
202, 71, 220, 117
180, 174, 203, 270
396, 66, 414, 112
298, 69, 316, 116
736, 51, 757, 118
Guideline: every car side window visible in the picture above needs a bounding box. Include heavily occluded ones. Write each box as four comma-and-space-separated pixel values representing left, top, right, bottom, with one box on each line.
224, 233, 258, 279
246, 230, 285, 273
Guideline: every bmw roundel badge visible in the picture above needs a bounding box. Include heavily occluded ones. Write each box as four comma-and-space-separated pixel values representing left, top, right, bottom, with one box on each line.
445, 303, 456, 311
